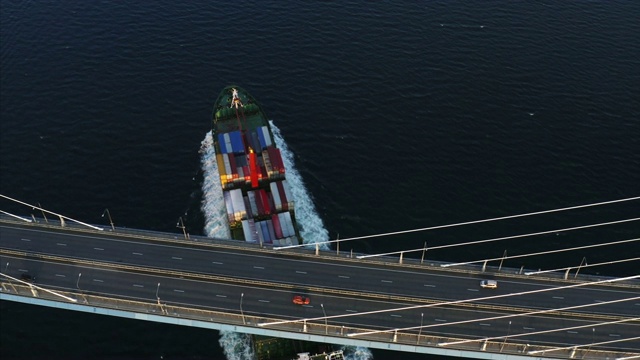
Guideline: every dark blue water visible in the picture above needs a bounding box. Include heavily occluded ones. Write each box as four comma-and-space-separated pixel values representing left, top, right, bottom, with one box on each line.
1, 1, 639, 359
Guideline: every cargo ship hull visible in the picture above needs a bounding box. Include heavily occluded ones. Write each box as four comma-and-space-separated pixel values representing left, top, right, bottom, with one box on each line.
211, 86, 300, 245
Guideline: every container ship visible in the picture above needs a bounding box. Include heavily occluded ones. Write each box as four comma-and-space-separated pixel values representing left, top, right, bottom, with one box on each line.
211, 86, 301, 245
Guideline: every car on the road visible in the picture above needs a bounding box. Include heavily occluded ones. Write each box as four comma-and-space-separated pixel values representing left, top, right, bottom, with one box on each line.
20, 273, 35, 283
292, 295, 310, 305
480, 280, 498, 289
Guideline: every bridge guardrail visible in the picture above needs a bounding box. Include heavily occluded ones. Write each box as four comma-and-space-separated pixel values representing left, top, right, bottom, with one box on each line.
1, 281, 637, 360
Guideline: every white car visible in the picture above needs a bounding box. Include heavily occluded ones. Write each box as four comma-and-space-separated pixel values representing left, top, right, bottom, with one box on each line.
480, 280, 498, 289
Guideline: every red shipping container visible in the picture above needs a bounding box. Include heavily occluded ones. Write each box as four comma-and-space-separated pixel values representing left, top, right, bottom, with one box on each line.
276, 181, 288, 211
259, 189, 271, 214
242, 165, 250, 182
271, 214, 283, 239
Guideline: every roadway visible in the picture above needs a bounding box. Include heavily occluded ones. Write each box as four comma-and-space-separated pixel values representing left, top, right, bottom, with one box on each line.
1, 220, 639, 352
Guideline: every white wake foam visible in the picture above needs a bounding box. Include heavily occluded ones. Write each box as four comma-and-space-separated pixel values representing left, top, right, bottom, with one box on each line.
200, 132, 231, 239
341, 346, 374, 360
270, 121, 330, 250
218, 331, 255, 360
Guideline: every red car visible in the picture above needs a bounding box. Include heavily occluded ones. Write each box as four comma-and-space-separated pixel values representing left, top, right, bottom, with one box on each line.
292, 295, 310, 305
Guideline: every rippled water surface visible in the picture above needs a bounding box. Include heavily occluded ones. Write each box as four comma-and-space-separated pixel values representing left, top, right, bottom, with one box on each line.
1, 1, 639, 359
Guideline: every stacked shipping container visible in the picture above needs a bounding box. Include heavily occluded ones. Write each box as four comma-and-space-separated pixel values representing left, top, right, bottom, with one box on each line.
216, 127, 285, 188
217, 123, 296, 244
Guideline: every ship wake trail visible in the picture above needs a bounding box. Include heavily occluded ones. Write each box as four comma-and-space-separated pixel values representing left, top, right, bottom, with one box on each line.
341, 346, 373, 360
218, 331, 255, 360
200, 132, 231, 239
270, 121, 330, 250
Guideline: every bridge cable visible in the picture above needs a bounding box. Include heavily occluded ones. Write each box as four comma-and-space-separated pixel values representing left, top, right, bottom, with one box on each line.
0, 194, 103, 231
365, 296, 640, 339
439, 237, 640, 268
259, 275, 640, 327
275, 196, 640, 250
359, 217, 640, 259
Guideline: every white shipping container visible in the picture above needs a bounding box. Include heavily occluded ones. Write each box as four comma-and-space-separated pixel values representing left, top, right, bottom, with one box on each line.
281, 180, 294, 208
260, 126, 272, 147
278, 212, 290, 238
256, 220, 265, 245
249, 219, 258, 242
270, 182, 282, 211
242, 220, 254, 243
224, 191, 234, 221
247, 191, 259, 218
230, 189, 246, 220
282, 211, 295, 238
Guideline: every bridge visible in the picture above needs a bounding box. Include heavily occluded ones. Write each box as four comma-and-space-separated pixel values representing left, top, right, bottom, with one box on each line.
1, 215, 639, 360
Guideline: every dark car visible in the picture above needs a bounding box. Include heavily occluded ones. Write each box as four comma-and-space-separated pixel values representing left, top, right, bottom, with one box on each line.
20, 273, 35, 283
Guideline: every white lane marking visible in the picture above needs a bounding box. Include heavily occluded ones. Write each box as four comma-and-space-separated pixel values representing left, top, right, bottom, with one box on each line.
523, 327, 535, 330
467, 289, 479, 292
381, 280, 393, 283
93, 279, 104, 283
296, 271, 307, 274
338, 275, 350, 279
56, 243, 67, 246
258, 299, 270, 303
21, 238, 31, 242
254, 266, 265, 270
567, 331, 578, 334
552, 296, 564, 300
609, 334, 620, 337
132, 252, 143, 256
174, 289, 184, 293
424, 284, 436, 287
390, 314, 402, 318
216, 295, 227, 298
435, 319, 447, 322
212, 261, 223, 265
18, 269, 27, 272
172, 257, 182, 260
94, 247, 104, 251
55, 274, 66, 278
133, 284, 144, 288
479, 323, 491, 326
346, 309, 357, 313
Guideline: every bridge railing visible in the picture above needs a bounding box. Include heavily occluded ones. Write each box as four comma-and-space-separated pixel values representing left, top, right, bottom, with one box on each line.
2, 282, 637, 360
